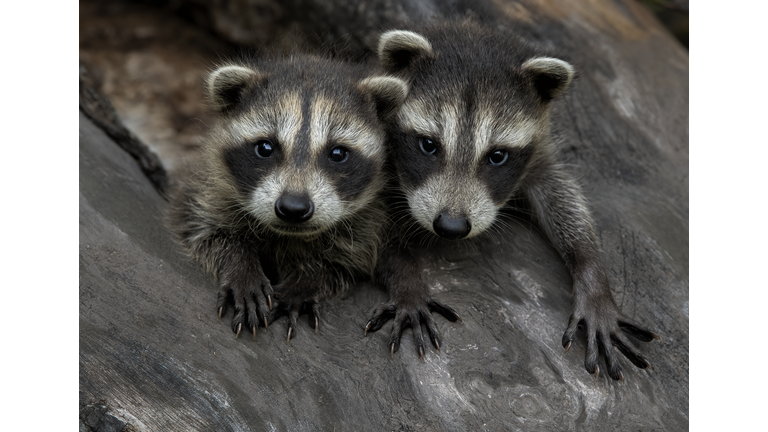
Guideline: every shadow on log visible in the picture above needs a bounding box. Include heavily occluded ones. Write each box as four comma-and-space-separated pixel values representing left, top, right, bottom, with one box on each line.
79, 0, 688, 430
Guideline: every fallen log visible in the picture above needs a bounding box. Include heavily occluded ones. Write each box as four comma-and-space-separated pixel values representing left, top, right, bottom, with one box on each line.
79, 0, 688, 430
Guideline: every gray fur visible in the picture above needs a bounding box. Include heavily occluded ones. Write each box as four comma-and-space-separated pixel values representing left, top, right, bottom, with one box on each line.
167, 55, 406, 336
378, 30, 434, 72
369, 21, 657, 379
206, 65, 267, 113
522, 57, 576, 100
359, 76, 409, 120
376, 23, 575, 241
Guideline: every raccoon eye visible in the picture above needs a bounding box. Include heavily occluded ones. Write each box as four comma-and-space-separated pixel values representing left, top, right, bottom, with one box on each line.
255, 140, 274, 158
419, 137, 437, 155
329, 146, 349, 163
489, 150, 508, 165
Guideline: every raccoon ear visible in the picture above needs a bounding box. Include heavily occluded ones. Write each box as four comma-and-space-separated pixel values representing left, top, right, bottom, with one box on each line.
359, 76, 409, 120
378, 30, 434, 73
207, 65, 267, 112
521, 57, 575, 101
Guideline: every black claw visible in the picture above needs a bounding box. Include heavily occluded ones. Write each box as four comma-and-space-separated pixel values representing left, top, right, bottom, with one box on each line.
618, 320, 657, 342
427, 300, 461, 322
364, 320, 372, 336
235, 322, 242, 339
562, 316, 580, 353
286, 326, 293, 342
370, 297, 459, 359
611, 333, 650, 370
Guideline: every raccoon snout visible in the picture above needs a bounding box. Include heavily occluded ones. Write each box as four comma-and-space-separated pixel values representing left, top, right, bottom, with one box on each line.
275, 194, 314, 223
433, 212, 471, 240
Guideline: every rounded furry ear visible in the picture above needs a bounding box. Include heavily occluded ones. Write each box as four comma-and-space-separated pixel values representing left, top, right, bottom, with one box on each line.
359, 76, 409, 120
521, 57, 575, 101
206, 65, 267, 113
378, 30, 434, 73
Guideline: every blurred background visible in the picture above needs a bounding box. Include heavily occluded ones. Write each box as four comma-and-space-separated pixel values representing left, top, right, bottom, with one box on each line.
79, 0, 688, 174
638, 0, 688, 47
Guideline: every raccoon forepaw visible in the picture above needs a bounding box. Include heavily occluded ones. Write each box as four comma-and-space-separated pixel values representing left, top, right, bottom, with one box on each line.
561, 309, 659, 381
365, 297, 461, 359
270, 296, 321, 342
216, 278, 274, 340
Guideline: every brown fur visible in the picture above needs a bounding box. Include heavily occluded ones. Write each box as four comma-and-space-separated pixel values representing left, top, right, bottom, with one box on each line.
167, 54, 407, 338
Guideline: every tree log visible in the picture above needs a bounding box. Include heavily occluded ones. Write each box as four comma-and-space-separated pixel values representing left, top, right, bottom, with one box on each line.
79, 0, 688, 430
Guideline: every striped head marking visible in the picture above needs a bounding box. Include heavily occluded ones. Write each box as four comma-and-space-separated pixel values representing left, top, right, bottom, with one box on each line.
206, 61, 406, 236
378, 30, 575, 240
393, 96, 545, 240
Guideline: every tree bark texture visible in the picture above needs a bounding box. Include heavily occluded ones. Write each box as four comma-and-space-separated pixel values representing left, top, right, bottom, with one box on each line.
79, 0, 688, 430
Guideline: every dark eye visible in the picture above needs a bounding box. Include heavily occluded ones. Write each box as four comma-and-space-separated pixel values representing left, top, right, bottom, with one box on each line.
489, 150, 508, 165
419, 137, 438, 155
255, 140, 274, 158
329, 146, 349, 163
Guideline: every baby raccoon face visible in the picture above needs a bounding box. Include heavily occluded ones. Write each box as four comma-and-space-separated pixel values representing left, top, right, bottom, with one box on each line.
206, 61, 406, 236
378, 29, 575, 240
221, 94, 384, 236
392, 89, 545, 240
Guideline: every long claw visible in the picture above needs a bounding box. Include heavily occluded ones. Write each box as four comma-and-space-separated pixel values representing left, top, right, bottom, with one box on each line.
652, 332, 660, 341
252, 326, 257, 340
364, 320, 372, 336
286, 326, 293, 342
435, 337, 441, 352
218, 307, 223, 322
267, 295, 273, 311
563, 340, 572, 355
235, 322, 242, 339
390, 342, 395, 358
644, 360, 653, 372
618, 371, 625, 383
593, 365, 600, 381
418, 346, 425, 360
263, 317, 269, 332
314, 316, 319, 334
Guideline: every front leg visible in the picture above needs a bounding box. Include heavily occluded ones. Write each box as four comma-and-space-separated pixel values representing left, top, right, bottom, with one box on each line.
270, 266, 345, 342
365, 244, 461, 359
523, 161, 658, 381
212, 238, 274, 340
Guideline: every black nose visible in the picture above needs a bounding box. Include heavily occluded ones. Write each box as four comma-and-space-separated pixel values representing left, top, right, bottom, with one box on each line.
433, 212, 471, 240
275, 194, 314, 223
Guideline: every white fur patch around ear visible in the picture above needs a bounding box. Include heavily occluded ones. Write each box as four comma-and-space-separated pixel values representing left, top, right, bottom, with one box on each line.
207, 65, 265, 112
359, 76, 409, 120
521, 57, 575, 100
378, 30, 434, 72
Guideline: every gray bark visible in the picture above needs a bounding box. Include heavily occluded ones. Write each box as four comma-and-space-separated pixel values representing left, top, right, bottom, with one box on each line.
79, 0, 688, 430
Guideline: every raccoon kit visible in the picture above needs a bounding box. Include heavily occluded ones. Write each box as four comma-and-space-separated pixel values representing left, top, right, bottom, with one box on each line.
167, 55, 407, 340
365, 22, 658, 381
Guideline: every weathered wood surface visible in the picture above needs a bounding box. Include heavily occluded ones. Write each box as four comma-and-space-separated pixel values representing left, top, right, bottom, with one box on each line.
79, 0, 688, 430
